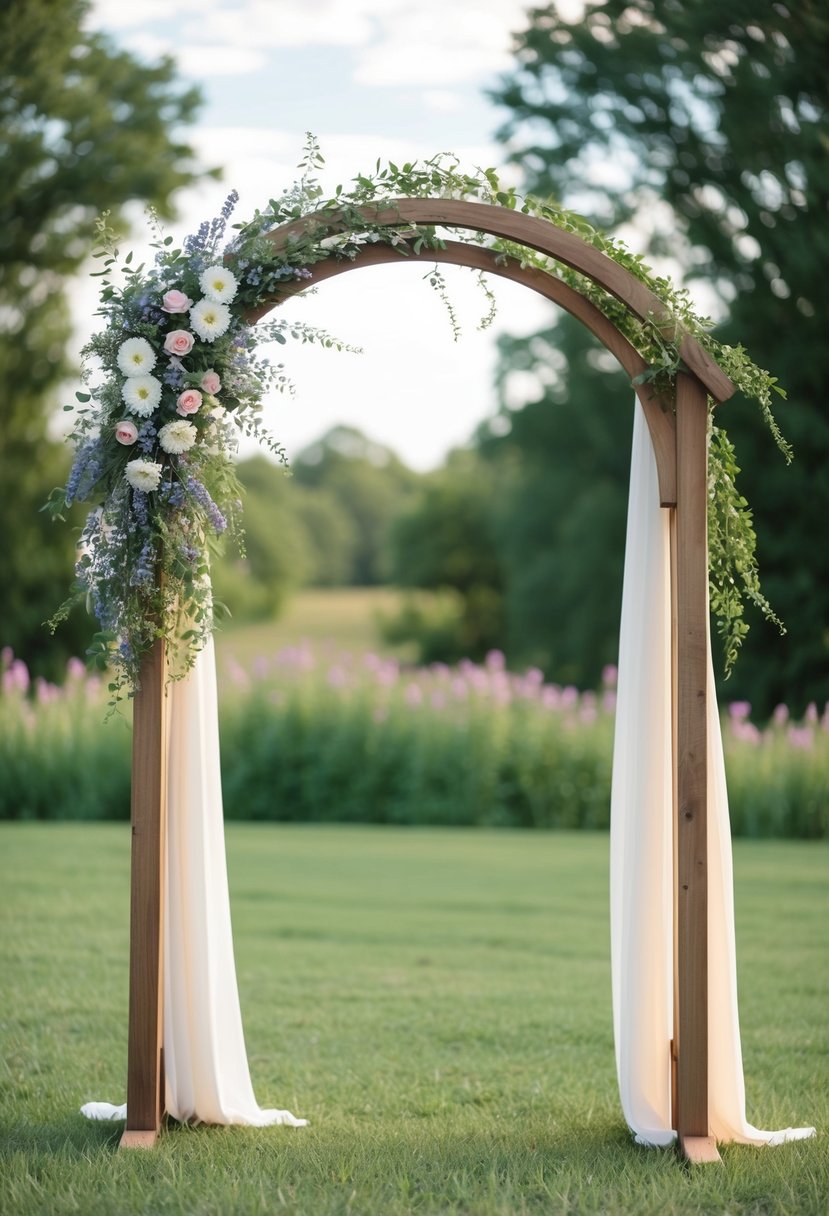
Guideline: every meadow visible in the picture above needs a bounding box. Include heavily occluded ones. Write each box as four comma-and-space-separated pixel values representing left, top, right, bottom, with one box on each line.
1, 589, 826, 836
1, 823, 826, 1216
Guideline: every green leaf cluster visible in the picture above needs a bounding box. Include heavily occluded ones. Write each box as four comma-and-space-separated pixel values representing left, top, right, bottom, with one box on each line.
489, 0, 829, 709
0, 0, 213, 679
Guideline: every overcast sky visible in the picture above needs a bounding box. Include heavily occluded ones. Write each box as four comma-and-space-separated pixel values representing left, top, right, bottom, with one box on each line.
80, 0, 582, 469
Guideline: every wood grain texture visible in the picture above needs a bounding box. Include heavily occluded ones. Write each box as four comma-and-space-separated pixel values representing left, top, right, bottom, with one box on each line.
257, 197, 735, 403
119, 1129, 159, 1150
245, 239, 678, 506
120, 638, 168, 1149
674, 374, 710, 1141
679, 1135, 722, 1165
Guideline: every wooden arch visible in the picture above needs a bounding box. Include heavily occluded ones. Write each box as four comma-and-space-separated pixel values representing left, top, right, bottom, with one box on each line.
121, 198, 734, 1163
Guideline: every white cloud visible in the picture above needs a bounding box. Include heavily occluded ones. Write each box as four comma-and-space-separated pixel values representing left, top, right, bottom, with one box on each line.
354, 3, 524, 87
87, 0, 218, 29
90, 0, 535, 87
196, 0, 375, 48
423, 90, 463, 112
177, 44, 269, 76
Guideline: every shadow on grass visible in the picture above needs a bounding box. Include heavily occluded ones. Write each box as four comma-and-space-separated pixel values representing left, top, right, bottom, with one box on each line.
1, 1116, 124, 1157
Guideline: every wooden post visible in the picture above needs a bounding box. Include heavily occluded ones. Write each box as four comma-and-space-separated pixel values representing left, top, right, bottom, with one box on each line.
673, 374, 720, 1164
120, 638, 168, 1150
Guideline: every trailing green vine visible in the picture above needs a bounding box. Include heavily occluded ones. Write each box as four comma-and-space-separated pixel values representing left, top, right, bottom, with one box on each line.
249, 138, 788, 677
51, 135, 788, 695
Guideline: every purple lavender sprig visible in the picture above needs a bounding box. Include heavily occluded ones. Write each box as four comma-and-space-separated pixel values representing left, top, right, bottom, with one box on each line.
187, 477, 227, 534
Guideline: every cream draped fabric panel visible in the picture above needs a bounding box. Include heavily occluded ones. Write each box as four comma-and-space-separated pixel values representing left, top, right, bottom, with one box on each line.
82, 635, 306, 1128
162, 635, 306, 1126
610, 400, 814, 1147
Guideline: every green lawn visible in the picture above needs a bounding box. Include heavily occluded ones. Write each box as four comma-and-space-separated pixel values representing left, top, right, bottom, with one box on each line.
0, 825, 826, 1215
213, 587, 419, 673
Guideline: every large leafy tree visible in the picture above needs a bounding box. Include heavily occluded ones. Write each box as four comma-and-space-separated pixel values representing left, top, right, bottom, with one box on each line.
490, 0, 829, 714
292, 426, 421, 585
480, 315, 633, 686
0, 0, 211, 674
385, 450, 506, 663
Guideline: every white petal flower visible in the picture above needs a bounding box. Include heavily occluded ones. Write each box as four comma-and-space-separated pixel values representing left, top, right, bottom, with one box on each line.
121, 374, 162, 417
190, 298, 231, 342
117, 337, 156, 377
124, 458, 162, 492
158, 418, 197, 455
199, 264, 238, 304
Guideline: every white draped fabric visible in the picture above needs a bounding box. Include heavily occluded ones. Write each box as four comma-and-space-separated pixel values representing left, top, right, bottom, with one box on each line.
162, 636, 306, 1127
610, 401, 814, 1147
81, 636, 306, 1128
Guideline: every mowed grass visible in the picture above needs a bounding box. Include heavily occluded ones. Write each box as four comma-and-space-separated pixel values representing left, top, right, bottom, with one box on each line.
213, 587, 418, 672
0, 824, 826, 1216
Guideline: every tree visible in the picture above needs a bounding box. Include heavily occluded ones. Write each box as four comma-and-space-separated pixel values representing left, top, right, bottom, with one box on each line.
292, 426, 420, 585
210, 455, 357, 621
479, 315, 633, 686
384, 451, 506, 663
0, 0, 211, 674
491, 0, 829, 714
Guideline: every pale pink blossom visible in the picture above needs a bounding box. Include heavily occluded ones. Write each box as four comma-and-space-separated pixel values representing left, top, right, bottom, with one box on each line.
163, 329, 194, 357
176, 388, 202, 416
161, 289, 193, 314
114, 419, 139, 445
732, 720, 761, 745
788, 725, 814, 750
201, 369, 221, 395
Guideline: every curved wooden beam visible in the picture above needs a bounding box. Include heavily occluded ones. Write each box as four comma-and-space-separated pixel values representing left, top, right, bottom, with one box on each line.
244, 239, 678, 506
257, 198, 734, 404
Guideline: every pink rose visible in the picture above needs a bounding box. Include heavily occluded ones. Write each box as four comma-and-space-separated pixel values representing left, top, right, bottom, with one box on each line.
163, 329, 194, 356
161, 289, 193, 314
176, 388, 203, 416
115, 419, 139, 445
200, 369, 221, 395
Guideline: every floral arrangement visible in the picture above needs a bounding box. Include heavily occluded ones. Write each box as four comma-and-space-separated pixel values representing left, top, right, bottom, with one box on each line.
49, 137, 788, 702
47, 192, 307, 702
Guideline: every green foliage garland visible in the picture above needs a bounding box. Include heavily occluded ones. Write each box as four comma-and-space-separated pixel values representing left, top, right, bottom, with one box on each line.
51, 138, 787, 697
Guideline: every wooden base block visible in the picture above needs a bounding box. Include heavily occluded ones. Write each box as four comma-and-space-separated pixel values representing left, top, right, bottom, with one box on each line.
119, 1128, 160, 1150
679, 1134, 721, 1165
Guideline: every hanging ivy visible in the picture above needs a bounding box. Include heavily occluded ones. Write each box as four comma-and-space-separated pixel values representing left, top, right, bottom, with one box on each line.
49, 135, 788, 698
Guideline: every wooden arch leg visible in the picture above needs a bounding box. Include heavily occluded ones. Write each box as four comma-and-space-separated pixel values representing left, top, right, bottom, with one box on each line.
120, 639, 168, 1150
673, 375, 721, 1165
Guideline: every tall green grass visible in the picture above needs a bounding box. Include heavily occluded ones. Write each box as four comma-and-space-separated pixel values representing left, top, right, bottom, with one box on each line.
1, 642, 826, 837
0, 824, 826, 1216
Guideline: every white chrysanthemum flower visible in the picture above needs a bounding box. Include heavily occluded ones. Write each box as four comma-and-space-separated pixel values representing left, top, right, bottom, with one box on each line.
121, 374, 162, 417
117, 337, 156, 377
199, 264, 238, 304
158, 418, 197, 455
124, 458, 162, 492
190, 298, 232, 342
